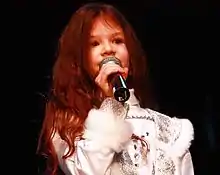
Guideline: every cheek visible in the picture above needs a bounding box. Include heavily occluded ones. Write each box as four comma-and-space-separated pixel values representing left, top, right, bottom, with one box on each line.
121, 48, 130, 68
90, 46, 100, 57
85, 58, 100, 78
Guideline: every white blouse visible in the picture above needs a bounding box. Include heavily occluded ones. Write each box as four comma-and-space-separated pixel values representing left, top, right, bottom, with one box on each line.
52, 89, 194, 175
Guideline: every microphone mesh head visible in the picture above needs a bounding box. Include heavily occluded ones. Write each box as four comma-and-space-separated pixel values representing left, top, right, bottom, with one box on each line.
99, 57, 122, 70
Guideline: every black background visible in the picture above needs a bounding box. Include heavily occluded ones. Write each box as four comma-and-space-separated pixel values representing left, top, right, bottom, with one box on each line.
8, 0, 219, 174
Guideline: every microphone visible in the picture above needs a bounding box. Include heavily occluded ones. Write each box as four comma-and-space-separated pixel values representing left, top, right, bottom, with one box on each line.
99, 57, 130, 103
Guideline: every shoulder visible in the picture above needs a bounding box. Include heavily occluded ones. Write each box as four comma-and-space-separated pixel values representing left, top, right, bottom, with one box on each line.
145, 108, 194, 157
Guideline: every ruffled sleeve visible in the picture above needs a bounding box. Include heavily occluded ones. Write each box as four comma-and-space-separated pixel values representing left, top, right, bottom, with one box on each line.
52, 98, 133, 175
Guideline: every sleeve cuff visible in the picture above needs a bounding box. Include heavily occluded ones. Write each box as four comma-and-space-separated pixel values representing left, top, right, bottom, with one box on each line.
83, 108, 133, 153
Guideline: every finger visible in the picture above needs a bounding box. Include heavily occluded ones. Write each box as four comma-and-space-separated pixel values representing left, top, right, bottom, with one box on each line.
97, 64, 127, 87
102, 66, 128, 80
121, 67, 128, 79
95, 74, 101, 85
95, 72, 113, 96
100, 64, 125, 77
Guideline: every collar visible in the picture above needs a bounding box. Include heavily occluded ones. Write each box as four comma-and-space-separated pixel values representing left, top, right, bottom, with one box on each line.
125, 89, 140, 107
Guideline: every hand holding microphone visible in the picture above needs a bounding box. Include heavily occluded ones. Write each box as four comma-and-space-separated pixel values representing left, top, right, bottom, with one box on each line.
95, 57, 130, 103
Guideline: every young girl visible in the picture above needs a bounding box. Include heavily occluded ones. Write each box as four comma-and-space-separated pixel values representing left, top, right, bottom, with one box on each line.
37, 2, 194, 175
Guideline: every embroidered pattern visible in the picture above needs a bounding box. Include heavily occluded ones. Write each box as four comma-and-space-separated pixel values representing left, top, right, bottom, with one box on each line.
156, 113, 171, 143
126, 115, 155, 122
156, 149, 176, 175
114, 150, 138, 175
152, 163, 155, 175
113, 137, 150, 174
100, 98, 181, 175
100, 98, 127, 118
146, 109, 182, 145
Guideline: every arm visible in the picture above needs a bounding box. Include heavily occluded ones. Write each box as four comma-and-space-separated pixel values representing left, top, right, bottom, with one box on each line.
52, 108, 133, 175
181, 151, 194, 175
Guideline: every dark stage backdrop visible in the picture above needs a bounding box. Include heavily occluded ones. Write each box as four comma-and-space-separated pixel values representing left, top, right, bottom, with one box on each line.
10, 0, 218, 174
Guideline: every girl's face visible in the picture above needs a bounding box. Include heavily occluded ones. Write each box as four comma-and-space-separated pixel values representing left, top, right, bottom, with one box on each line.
85, 17, 130, 79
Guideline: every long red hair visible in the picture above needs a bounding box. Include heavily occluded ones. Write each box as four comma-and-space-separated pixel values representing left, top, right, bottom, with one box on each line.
37, 2, 155, 174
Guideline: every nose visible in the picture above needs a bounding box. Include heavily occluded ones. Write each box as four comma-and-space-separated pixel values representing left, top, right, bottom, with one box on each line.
101, 42, 115, 57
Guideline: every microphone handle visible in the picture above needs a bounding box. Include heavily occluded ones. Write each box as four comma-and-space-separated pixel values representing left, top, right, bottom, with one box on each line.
112, 74, 130, 103
99, 56, 130, 102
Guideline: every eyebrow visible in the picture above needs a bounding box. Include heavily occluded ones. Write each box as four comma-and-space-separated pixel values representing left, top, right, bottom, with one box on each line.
90, 32, 123, 38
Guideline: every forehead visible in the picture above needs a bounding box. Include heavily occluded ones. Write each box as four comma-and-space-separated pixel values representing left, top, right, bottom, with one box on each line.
90, 16, 123, 36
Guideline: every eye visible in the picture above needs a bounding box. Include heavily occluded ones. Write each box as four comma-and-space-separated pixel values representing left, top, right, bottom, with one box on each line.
112, 37, 124, 44
90, 40, 99, 47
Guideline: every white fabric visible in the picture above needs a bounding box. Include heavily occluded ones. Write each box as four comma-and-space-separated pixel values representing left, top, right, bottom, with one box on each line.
52, 89, 194, 175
